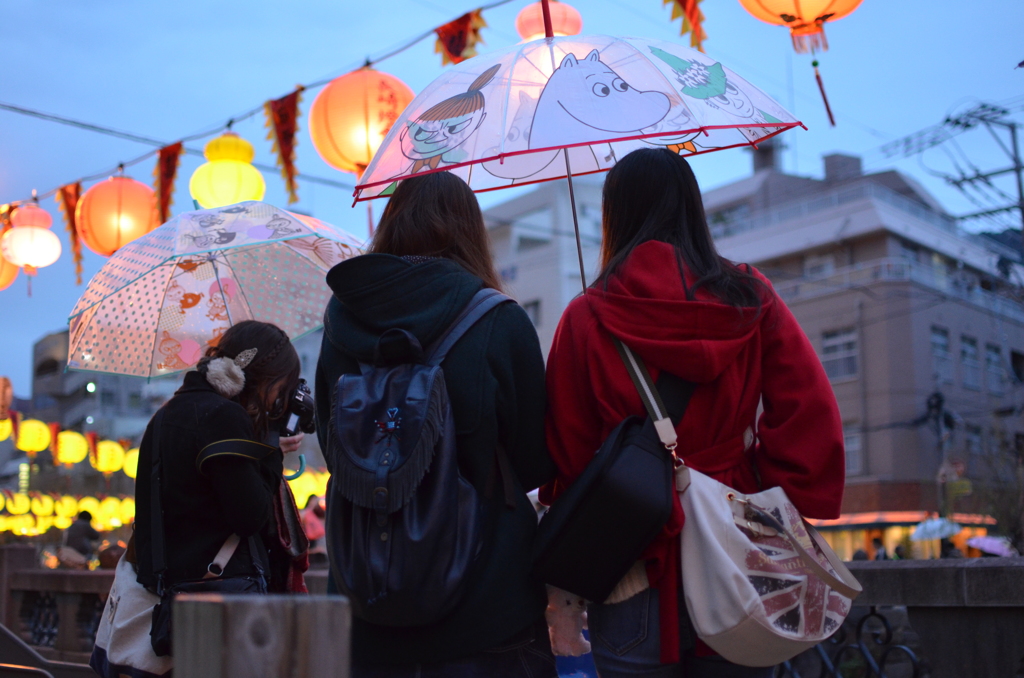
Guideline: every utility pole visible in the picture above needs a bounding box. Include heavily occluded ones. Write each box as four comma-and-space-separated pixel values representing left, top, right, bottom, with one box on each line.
881, 103, 1024, 263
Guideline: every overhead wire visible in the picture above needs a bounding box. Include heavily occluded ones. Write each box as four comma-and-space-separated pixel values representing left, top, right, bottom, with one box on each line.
2, 0, 517, 207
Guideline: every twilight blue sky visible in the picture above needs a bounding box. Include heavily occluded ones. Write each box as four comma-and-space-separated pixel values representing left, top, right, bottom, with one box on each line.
1, 0, 1022, 396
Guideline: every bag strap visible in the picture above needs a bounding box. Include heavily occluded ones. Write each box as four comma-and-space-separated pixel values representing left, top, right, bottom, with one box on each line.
426, 288, 513, 366
196, 438, 279, 475
613, 339, 695, 456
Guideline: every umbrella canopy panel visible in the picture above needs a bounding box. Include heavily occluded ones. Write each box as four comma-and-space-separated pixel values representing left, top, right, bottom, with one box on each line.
67, 202, 362, 378
355, 34, 801, 200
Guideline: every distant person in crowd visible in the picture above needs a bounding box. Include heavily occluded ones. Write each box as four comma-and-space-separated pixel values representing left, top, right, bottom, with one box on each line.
316, 172, 556, 677
852, 550, 870, 561
893, 544, 908, 560
65, 511, 100, 559
302, 498, 326, 547
940, 539, 964, 558
542, 149, 846, 678
873, 537, 889, 560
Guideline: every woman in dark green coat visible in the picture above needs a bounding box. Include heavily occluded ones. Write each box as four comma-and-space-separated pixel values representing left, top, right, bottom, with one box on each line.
316, 172, 557, 677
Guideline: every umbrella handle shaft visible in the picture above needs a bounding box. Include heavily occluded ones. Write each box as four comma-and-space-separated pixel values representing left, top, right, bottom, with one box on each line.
541, 0, 554, 39
562, 149, 587, 292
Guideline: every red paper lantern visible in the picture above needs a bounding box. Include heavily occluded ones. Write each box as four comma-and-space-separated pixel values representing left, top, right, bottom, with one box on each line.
308, 68, 415, 177
75, 177, 159, 256
11, 203, 53, 229
515, 0, 583, 41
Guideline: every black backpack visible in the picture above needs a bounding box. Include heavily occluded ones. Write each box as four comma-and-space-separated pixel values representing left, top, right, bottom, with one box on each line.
325, 288, 514, 626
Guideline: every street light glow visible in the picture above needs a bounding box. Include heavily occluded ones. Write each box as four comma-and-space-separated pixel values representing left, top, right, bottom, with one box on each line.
86, 382, 96, 393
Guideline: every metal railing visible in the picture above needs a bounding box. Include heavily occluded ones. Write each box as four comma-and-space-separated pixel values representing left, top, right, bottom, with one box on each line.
772, 257, 1024, 323
776, 606, 923, 678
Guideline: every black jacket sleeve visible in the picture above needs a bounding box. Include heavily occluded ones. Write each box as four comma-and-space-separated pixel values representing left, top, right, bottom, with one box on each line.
198, 403, 275, 538
490, 303, 555, 492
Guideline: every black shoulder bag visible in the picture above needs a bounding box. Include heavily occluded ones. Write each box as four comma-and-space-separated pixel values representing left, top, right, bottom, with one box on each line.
532, 339, 694, 603
147, 407, 270, 657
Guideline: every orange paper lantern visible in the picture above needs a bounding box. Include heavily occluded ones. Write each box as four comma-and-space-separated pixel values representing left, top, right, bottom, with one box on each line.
308, 68, 415, 177
737, 0, 862, 52
515, 0, 583, 41
75, 176, 159, 256
0, 252, 17, 291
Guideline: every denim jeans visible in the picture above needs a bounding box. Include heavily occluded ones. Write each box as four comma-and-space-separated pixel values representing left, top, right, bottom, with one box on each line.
352, 619, 558, 678
588, 588, 775, 678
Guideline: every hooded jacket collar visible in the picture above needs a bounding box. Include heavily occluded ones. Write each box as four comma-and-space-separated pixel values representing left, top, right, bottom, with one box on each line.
323, 254, 483, 363
586, 241, 770, 384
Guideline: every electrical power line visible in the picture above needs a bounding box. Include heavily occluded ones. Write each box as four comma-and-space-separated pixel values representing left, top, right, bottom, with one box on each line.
1, 0, 516, 207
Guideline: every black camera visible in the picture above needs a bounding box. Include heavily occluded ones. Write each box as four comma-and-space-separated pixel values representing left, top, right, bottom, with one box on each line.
280, 378, 316, 437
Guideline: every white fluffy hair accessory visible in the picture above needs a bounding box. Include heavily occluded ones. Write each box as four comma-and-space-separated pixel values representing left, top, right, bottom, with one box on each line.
204, 348, 258, 398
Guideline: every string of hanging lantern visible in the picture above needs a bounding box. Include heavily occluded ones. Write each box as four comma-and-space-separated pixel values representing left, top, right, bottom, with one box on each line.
1, 0, 518, 212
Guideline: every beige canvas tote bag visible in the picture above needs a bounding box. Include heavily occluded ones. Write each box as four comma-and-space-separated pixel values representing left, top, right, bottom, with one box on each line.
675, 461, 862, 666
617, 342, 861, 666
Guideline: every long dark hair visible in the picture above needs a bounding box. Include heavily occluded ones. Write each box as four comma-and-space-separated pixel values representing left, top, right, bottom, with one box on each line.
598, 148, 767, 314
200, 320, 300, 438
370, 172, 503, 290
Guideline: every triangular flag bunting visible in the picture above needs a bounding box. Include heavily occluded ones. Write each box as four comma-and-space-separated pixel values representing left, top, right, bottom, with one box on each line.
265, 88, 304, 205
434, 10, 487, 66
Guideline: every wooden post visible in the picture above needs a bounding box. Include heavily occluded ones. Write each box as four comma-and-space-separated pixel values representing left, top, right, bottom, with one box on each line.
174, 594, 351, 678
0, 545, 37, 630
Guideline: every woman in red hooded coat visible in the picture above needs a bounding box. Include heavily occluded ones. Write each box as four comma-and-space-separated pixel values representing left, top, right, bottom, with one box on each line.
542, 148, 845, 677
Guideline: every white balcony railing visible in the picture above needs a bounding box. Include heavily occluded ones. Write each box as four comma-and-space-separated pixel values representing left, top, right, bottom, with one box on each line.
773, 257, 1024, 323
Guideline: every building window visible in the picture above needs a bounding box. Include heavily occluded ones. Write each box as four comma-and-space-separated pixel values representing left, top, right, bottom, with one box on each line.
844, 429, 863, 475
514, 208, 553, 252
34, 358, 61, 378
803, 254, 835, 278
931, 327, 952, 384
522, 300, 541, 327
128, 393, 143, 409
1012, 350, 1024, 384
961, 336, 981, 390
965, 425, 983, 457
101, 391, 117, 406
986, 344, 1005, 395
821, 328, 858, 380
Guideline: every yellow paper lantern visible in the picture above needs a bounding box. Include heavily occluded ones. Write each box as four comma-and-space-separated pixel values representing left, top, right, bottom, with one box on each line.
76, 176, 159, 256
120, 497, 136, 524
189, 132, 266, 209
54, 495, 78, 518
287, 471, 320, 510
56, 430, 89, 466
308, 68, 415, 177
99, 497, 122, 527
6, 493, 30, 515
0, 226, 62, 269
53, 516, 72, 530
0, 417, 11, 442
30, 495, 54, 517
0, 252, 19, 292
77, 497, 100, 522
92, 440, 125, 475
123, 448, 139, 479
515, 0, 583, 41
16, 419, 51, 454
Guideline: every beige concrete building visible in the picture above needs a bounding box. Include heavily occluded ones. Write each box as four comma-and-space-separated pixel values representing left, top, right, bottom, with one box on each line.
484, 147, 1024, 558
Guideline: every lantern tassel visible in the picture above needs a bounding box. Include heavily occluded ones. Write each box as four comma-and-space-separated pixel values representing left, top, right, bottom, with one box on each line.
813, 60, 836, 127
791, 29, 828, 54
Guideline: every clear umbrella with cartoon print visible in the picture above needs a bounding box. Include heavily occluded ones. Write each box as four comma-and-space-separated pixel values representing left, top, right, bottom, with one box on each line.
354, 0, 804, 290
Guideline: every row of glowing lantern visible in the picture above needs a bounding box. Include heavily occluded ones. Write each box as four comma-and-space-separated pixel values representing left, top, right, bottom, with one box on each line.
0, 467, 327, 538
0, 1, 585, 293
0, 418, 139, 477
0, 495, 135, 535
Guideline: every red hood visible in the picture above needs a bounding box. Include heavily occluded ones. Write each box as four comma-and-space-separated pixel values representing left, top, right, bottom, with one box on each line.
586, 241, 770, 384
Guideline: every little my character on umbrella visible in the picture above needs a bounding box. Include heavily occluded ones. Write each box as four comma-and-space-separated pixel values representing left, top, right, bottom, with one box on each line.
400, 64, 500, 173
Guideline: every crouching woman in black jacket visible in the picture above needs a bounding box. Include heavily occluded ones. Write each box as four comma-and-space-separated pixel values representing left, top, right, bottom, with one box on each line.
95, 321, 302, 673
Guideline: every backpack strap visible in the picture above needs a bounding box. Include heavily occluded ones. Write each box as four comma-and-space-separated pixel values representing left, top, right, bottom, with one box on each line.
149, 408, 169, 595
426, 288, 514, 366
